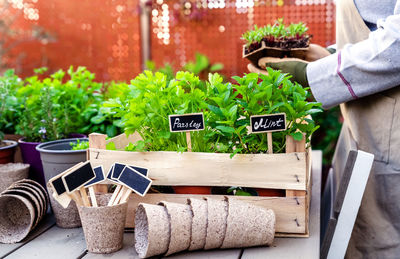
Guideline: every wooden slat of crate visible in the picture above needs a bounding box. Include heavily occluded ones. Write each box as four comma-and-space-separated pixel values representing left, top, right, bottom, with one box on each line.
124, 193, 307, 234
89, 148, 307, 190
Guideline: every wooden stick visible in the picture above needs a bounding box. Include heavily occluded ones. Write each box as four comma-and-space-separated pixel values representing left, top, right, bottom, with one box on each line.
88, 186, 98, 207
120, 189, 132, 204
108, 185, 122, 206
70, 192, 83, 206
80, 187, 91, 207
267, 132, 273, 154
186, 131, 192, 152
113, 186, 128, 206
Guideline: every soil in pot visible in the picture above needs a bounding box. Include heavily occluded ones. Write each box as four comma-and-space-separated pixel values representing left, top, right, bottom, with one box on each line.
0, 140, 18, 164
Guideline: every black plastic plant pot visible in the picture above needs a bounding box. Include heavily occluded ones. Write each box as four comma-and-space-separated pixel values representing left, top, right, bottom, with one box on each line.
243, 41, 310, 67
36, 138, 88, 185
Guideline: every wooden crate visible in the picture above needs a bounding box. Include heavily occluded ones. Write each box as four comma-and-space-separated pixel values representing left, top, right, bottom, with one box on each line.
88, 133, 312, 237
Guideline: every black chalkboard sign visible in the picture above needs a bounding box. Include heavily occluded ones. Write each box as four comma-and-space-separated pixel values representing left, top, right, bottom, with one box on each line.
106, 165, 115, 181
250, 113, 286, 133
51, 177, 66, 196
169, 113, 204, 132
85, 165, 105, 187
111, 163, 126, 180
62, 161, 96, 193
118, 166, 152, 196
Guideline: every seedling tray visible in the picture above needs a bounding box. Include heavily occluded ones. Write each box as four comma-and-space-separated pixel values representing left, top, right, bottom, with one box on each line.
88, 133, 312, 237
243, 41, 309, 67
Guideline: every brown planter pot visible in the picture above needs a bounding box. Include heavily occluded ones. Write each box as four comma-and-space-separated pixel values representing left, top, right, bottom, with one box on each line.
0, 140, 18, 164
78, 197, 127, 254
0, 163, 30, 193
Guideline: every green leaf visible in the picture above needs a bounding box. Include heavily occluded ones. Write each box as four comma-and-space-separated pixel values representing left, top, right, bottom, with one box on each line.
216, 125, 235, 134
210, 63, 224, 72
291, 132, 304, 141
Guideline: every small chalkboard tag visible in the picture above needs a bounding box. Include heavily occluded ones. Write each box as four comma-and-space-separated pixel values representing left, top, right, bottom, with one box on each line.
106, 164, 119, 184
250, 113, 286, 133
118, 166, 152, 197
49, 162, 84, 196
169, 113, 205, 132
62, 161, 96, 194
111, 162, 127, 180
85, 165, 105, 188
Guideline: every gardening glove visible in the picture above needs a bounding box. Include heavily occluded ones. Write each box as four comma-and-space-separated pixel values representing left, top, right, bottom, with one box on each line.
263, 57, 309, 87
303, 43, 332, 62
247, 63, 268, 75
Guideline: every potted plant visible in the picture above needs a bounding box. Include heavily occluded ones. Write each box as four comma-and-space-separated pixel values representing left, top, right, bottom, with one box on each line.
0, 70, 22, 164
14, 66, 103, 186
242, 19, 311, 66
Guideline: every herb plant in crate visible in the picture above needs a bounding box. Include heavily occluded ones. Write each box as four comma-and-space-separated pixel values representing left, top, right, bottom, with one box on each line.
102, 69, 321, 196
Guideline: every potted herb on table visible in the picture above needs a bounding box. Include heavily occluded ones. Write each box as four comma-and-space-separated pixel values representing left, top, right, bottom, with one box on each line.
14, 67, 103, 186
0, 70, 22, 163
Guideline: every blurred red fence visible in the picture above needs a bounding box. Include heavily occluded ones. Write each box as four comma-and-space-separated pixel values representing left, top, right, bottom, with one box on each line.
3, 0, 335, 81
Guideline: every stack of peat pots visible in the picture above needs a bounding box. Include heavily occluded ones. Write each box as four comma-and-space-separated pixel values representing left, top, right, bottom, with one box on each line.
135, 197, 276, 258
0, 179, 49, 243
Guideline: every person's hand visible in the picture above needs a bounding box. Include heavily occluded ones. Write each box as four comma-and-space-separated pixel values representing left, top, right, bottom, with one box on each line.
303, 43, 331, 62
247, 63, 268, 75
261, 57, 309, 87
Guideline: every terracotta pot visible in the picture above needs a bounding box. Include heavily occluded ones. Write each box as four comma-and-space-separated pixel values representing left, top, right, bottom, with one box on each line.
255, 188, 286, 197
0, 140, 18, 164
173, 186, 211, 195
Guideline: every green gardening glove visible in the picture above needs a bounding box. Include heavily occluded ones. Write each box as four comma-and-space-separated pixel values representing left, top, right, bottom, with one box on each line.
264, 60, 309, 87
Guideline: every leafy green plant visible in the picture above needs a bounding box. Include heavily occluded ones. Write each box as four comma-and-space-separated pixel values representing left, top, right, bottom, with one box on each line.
104, 69, 322, 156
146, 52, 224, 81
0, 69, 23, 141
15, 66, 104, 142
69, 139, 89, 150
242, 19, 310, 50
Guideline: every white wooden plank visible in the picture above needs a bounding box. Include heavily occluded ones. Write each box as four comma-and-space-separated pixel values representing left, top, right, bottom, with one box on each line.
4, 226, 86, 259
83, 233, 140, 259
89, 148, 308, 190
326, 151, 374, 259
0, 214, 55, 258
241, 150, 322, 259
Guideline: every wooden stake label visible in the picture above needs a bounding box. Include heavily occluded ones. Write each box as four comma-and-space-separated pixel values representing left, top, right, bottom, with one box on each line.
250, 113, 286, 133
169, 113, 205, 132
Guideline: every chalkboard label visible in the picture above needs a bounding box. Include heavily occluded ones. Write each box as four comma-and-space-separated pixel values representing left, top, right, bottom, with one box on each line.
111, 163, 126, 180
169, 113, 204, 132
51, 177, 67, 196
85, 165, 105, 187
118, 166, 152, 197
62, 161, 96, 193
250, 113, 286, 133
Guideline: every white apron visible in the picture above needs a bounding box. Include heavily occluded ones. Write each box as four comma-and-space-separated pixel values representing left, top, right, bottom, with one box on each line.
333, 0, 400, 258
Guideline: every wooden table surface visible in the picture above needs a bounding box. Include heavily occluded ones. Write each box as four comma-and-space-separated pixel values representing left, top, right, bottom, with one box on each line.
0, 151, 322, 259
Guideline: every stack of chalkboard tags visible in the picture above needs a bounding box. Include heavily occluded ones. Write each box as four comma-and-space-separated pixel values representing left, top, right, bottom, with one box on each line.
48, 161, 152, 208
